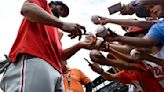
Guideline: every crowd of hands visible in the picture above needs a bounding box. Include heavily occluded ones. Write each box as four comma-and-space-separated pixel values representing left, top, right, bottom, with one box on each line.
67, 15, 152, 75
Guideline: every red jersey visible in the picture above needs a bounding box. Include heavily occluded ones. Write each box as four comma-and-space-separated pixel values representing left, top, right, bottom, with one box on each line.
117, 64, 164, 92
9, 0, 62, 73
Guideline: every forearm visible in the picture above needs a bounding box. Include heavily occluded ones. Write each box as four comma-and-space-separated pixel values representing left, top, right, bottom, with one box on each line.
101, 72, 120, 81
91, 63, 120, 81
107, 18, 154, 29
109, 47, 134, 62
62, 43, 82, 61
109, 44, 132, 54
21, 1, 63, 28
106, 59, 141, 70
143, 55, 164, 66
111, 36, 156, 48
123, 63, 142, 70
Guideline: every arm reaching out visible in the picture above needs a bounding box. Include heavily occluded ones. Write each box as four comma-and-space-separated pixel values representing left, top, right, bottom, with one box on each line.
89, 50, 142, 70
90, 63, 120, 81
21, 0, 86, 39
21, 0, 63, 27
135, 50, 164, 66
105, 34, 158, 48
62, 35, 96, 61
91, 15, 154, 29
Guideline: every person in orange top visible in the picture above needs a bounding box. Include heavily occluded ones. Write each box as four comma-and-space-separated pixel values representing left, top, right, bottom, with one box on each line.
62, 60, 92, 92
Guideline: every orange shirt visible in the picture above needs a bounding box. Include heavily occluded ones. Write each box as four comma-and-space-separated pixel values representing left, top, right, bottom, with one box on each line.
63, 68, 91, 92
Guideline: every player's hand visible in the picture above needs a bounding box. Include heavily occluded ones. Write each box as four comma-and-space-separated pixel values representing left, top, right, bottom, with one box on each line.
61, 22, 86, 40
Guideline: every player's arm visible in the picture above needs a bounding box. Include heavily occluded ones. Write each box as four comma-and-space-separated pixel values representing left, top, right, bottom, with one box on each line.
21, 0, 63, 28
21, 0, 86, 37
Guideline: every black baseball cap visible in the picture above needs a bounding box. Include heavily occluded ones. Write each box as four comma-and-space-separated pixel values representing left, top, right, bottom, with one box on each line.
49, 1, 69, 17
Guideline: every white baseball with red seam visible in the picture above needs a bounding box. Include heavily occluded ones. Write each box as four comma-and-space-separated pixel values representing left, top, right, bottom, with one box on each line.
90, 50, 103, 57
130, 49, 139, 59
91, 15, 100, 22
95, 25, 110, 38
95, 38, 103, 47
